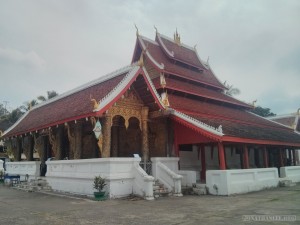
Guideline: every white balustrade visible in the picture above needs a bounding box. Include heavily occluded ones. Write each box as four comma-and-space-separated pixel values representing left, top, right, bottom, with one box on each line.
151, 157, 182, 196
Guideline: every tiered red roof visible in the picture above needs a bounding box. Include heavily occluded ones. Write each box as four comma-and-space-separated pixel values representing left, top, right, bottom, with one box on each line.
3, 31, 300, 147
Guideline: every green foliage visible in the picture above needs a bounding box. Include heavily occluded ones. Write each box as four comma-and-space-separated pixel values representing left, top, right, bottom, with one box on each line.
93, 175, 106, 192
0, 170, 4, 180
0, 90, 59, 131
250, 106, 276, 117
224, 82, 241, 96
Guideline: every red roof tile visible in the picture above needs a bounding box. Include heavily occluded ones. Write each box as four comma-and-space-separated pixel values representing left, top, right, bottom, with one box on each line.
156, 34, 203, 68
5, 74, 126, 137
152, 77, 251, 109
141, 37, 225, 90
168, 94, 300, 143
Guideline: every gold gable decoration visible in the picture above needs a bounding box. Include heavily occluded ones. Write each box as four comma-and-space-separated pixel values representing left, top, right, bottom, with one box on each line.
174, 29, 181, 46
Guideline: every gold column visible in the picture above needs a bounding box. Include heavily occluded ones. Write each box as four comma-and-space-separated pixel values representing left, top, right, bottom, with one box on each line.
141, 107, 149, 161
102, 114, 112, 158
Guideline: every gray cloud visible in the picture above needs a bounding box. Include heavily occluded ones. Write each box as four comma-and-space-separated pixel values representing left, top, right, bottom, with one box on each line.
0, 0, 299, 115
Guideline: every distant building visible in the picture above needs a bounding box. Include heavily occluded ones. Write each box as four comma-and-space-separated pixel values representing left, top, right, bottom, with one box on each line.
269, 109, 300, 165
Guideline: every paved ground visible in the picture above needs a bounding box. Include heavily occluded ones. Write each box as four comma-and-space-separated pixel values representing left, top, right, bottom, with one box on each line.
0, 185, 299, 225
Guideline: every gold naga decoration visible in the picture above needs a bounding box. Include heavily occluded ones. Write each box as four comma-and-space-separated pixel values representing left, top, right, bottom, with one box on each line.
174, 29, 181, 46
160, 73, 166, 88
161, 91, 170, 108
90, 94, 100, 110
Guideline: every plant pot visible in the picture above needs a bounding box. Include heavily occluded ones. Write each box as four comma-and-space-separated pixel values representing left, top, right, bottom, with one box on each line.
94, 191, 106, 201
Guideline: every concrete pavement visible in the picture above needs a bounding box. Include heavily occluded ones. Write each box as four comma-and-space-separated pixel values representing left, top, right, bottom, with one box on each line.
0, 185, 299, 225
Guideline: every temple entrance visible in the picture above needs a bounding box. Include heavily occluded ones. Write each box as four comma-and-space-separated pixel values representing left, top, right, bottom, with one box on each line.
111, 115, 142, 157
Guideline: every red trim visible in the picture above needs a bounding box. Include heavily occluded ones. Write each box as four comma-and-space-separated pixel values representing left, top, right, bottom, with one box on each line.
223, 136, 300, 147
171, 115, 222, 142
218, 142, 226, 170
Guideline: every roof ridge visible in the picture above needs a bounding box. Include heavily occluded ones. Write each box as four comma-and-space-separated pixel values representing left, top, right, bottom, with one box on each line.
158, 33, 195, 51
139, 35, 159, 46
138, 36, 164, 70
248, 111, 294, 130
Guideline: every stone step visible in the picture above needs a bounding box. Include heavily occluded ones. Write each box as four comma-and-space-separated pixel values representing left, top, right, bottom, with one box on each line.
153, 180, 171, 198
279, 179, 296, 187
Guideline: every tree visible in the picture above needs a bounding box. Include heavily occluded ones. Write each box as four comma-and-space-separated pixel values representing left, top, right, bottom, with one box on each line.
37, 90, 58, 102
20, 99, 38, 112
224, 81, 241, 96
250, 106, 276, 117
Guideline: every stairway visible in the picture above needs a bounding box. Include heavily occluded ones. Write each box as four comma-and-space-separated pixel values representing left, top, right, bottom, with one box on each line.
153, 180, 171, 198
14, 178, 52, 192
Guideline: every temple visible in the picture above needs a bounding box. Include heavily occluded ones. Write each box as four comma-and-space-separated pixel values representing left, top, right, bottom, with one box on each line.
1, 29, 300, 199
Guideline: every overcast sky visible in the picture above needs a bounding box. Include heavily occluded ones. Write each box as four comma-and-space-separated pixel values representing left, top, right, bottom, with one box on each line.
0, 0, 299, 115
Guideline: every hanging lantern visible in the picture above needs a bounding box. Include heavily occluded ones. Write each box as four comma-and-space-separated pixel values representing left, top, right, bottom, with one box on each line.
93, 120, 102, 139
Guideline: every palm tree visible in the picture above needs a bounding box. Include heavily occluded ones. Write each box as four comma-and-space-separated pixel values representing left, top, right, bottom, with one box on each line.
224, 81, 241, 96
20, 99, 38, 112
37, 90, 58, 102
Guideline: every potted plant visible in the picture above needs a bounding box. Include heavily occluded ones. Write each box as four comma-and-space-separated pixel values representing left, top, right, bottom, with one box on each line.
93, 175, 106, 200
0, 170, 4, 184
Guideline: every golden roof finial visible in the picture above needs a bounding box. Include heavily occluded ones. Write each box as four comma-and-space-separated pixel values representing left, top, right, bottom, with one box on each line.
134, 23, 139, 36
154, 25, 158, 34
174, 28, 181, 46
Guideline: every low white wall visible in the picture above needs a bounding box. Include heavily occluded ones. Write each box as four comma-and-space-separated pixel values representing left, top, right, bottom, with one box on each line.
0, 160, 3, 172
46, 158, 154, 199
5, 161, 41, 180
206, 168, 279, 195
280, 166, 300, 183
178, 170, 196, 187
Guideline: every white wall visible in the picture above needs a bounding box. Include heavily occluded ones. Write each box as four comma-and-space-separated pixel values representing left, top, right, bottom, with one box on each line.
206, 168, 279, 195
6, 161, 41, 180
280, 166, 300, 183
0, 160, 4, 173
46, 158, 154, 199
